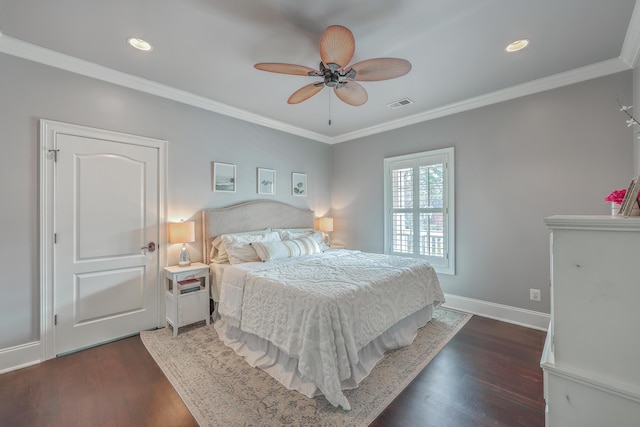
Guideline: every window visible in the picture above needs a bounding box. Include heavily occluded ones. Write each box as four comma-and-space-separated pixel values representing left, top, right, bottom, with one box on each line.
383, 147, 455, 275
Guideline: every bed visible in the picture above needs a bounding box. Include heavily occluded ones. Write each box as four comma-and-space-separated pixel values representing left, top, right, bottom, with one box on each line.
201, 200, 445, 410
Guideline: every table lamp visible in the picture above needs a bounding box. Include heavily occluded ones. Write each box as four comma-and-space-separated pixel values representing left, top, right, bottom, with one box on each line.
169, 220, 196, 266
316, 217, 333, 246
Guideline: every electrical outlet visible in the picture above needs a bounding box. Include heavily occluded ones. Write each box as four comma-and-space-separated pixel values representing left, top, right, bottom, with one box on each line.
530, 288, 541, 302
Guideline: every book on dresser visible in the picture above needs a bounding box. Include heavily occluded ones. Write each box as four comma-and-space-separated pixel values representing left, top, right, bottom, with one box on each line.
178, 278, 202, 294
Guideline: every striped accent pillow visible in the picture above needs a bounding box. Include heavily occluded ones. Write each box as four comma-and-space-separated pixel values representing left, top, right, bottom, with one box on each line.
251, 236, 321, 262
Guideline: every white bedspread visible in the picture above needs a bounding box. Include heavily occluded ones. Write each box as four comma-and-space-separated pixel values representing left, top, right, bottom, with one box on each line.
217, 250, 445, 410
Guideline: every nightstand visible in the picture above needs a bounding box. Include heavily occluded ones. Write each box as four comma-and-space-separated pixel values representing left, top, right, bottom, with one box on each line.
164, 263, 210, 337
329, 244, 345, 249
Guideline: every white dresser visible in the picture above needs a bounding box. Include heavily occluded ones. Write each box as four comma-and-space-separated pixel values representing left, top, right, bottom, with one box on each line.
542, 215, 640, 426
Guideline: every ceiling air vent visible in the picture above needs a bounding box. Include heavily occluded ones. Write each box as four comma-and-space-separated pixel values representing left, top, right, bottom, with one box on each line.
387, 98, 413, 109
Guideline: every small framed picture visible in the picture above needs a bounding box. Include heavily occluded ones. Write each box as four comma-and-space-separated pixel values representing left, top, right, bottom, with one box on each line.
292, 172, 307, 197
619, 176, 640, 216
257, 168, 276, 195
212, 162, 236, 192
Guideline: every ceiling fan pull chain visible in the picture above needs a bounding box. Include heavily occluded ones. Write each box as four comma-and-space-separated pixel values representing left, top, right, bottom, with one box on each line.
328, 91, 332, 126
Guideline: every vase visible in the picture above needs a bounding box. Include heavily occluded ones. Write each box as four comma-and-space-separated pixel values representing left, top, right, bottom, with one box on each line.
611, 202, 618, 216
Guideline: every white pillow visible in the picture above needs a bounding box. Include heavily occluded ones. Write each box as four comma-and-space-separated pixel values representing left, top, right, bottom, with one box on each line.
210, 235, 227, 263
273, 228, 314, 240
281, 229, 328, 251
251, 236, 321, 262
210, 229, 271, 263
222, 231, 281, 264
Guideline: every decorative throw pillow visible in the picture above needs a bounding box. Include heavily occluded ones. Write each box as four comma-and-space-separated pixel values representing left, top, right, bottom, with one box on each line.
222, 231, 281, 264
281, 229, 328, 251
251, 236, 321, 262
210, 229, 271, 263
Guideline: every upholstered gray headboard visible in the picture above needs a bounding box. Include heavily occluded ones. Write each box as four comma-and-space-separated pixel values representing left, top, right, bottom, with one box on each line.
201, 200, 315, 264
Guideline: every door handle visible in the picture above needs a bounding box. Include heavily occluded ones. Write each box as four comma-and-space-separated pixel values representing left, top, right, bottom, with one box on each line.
141, 242, 156, 253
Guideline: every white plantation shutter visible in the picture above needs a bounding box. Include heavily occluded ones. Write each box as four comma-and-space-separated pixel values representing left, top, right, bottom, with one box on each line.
384, 147, 455, 275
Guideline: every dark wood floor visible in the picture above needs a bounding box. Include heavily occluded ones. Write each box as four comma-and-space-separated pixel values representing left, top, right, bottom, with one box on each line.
370, 315, 546, 427
0, 315, 546, 427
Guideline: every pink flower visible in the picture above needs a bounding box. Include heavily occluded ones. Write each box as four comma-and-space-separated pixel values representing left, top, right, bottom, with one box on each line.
604, 189, 640, 204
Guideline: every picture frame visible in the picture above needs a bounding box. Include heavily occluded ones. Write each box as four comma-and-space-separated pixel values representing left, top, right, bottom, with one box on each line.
257, 168, 276, 195
212, 162, 236, 192
292, 172, 307, 197
618, 176, 640, 216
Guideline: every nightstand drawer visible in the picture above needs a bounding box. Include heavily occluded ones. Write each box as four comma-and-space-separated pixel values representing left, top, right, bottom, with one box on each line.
174, 270, 204, 282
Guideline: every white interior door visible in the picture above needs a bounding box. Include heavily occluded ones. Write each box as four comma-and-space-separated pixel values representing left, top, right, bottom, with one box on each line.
52, 131, 163, 355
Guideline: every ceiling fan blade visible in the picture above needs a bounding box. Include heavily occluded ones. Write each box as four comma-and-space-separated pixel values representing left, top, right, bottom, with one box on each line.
319, 25, 355, 70
254, 63, 319, 76
334, 81, 368, 106
288, 83, 324, 104
348, 58, 412, 81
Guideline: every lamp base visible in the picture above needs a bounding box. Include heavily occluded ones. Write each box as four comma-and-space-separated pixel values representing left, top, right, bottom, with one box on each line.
178, 245, 191, 267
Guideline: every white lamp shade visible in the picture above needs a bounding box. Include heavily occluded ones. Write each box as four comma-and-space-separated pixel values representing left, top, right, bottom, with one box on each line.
316, 217, 334, 232
168, 221, 195, 244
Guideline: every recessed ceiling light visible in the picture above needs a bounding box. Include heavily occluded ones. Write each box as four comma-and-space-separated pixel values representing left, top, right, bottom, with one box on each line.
127, 37, 153, 52
505, 39, 529, 53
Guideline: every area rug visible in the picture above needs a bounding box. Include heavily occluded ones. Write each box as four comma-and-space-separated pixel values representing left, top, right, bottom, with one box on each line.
141, 308, 471, 427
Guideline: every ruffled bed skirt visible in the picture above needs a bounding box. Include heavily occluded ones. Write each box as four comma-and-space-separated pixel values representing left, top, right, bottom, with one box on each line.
214, 304, 434, 400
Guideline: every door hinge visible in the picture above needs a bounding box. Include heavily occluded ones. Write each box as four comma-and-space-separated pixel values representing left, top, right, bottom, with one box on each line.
48, 149, 60, 162
54, 315, 58, 326
54, 233, 57, 244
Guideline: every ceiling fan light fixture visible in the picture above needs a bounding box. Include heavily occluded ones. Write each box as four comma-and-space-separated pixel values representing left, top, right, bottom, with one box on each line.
505, 39, 529, 53
325, 75, 340, 87
254, 25, 411, 107
127, 37, 153, 52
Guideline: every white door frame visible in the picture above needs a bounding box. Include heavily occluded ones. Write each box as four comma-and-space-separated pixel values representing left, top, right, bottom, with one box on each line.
39, 119, 167, 360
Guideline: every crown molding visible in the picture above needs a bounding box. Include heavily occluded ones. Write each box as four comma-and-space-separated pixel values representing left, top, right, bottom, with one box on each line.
0, 33, 632, 146
330, 57, 631, 144
0, 34, 331, 144
620, 0, 640, 68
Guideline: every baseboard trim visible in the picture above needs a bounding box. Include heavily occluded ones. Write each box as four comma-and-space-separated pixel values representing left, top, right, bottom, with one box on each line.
0, 341, 41, 374
443, 293, 550, 331
0, 295, 548, 373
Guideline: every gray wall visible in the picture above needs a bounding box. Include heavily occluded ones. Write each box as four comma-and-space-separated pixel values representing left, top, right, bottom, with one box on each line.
330, 71, 634, 313
0, 53, 331, 350
0, 49, 633, 354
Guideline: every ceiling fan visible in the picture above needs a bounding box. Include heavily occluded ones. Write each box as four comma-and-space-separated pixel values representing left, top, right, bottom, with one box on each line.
254, 25, 411, 107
